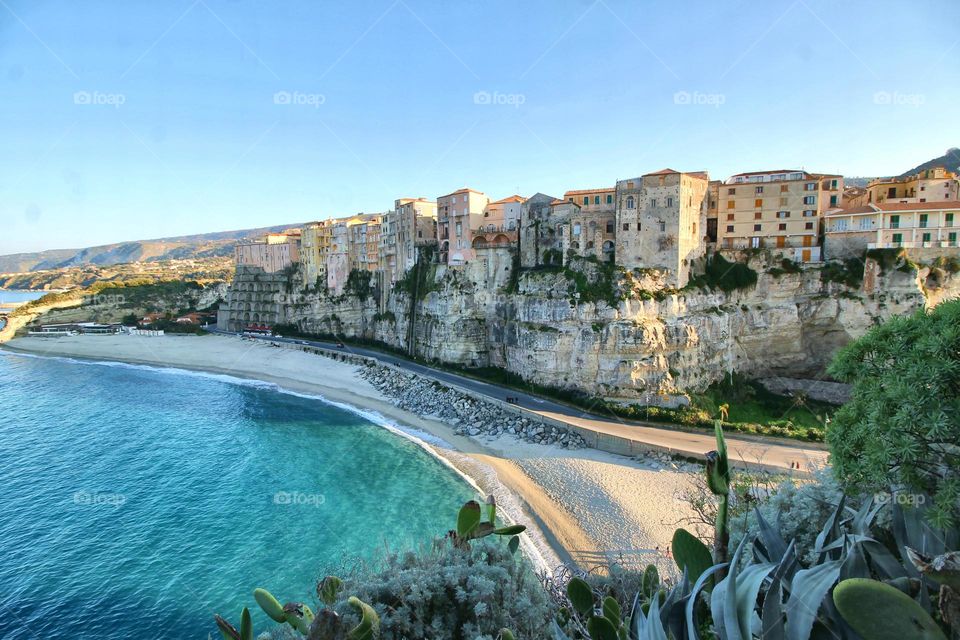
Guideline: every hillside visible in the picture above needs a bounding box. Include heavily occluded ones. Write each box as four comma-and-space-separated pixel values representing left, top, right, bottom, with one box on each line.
0, 223, 305, 274
897, 147, 960, 178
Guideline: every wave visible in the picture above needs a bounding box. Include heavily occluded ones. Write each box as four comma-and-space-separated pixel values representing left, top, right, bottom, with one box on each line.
0, 349, 556, 572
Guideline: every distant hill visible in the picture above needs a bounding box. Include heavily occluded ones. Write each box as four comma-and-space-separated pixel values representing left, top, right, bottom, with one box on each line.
0, 223, 305, 274
898, 147, 960, 178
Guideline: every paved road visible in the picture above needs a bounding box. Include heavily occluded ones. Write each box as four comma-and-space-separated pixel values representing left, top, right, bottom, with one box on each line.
217, 330, 829, 474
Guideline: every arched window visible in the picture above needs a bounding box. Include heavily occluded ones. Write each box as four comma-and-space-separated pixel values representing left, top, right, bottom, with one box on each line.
586, 241, 594, 249
627, 196, 635, 209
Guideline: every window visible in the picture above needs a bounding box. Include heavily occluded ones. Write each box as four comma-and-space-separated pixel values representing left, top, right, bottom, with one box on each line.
636, 223, 641, 231
727, 188, 735, 195
583, 197, 589, 205
727, 201, 735, 209
922, 233, 931, 243
805, 182, 816, 191
830, 195, 838, 206
776, 211, 790, 218
919, 214, 928, 228
803, 210, 815, 217
892, 233, 903, 244
727, 214, 735, 221
626, 196, 635, 209
778, 223, 787, 231
802, 196, 816, 205
890, 215, 900, 229
658, 222, 666, 232
726, 225, 734, 232
947, 213, 955, 226
754, 212, 762, 220
606, 221, 614, 233
780, 185, 789, 193
573, 223, 581, 235
594, 195, 600, 205
754, 224, 762, 231
606, 194, 613, 204
667, 197, 674, 207
805, 222, 814, 230
463, 195, 467, 203
949, 232, 957, 245
650, 198, 657, 208
754, 198, 763, 208
755, 186, 764, 194
780, 197, 788, 206
568, 197, 573, 203
622, 223, 629, 231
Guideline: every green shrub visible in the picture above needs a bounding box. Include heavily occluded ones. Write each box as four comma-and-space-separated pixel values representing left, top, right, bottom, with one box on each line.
326, 538, 552, 639
687, 254, 758, 292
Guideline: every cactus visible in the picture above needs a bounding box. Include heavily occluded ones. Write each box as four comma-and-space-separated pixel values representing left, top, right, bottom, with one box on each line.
451, 496, 525, 552
213, 607, 253, 640
704, 421, 731, 569
833, 578, 947, 640
565, 577, 630, 640
671, 527, 713, 583
345, 596, 380, 640
251, 587, 314, 634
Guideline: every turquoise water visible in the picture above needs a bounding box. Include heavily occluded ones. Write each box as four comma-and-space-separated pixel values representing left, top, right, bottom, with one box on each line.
0, 352, 474, 639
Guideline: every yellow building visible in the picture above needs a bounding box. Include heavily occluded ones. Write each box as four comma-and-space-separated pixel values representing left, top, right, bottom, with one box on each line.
472, 195, 524, 249
717, 170, 843, 262
865, 167, 958, 205
300, 221, 334, 288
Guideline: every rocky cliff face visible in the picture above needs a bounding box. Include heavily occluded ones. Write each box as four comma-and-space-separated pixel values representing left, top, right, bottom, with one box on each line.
220, 250, 959, 403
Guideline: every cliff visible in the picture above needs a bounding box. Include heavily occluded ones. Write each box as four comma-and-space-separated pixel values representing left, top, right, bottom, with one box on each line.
219, 249, 959, 404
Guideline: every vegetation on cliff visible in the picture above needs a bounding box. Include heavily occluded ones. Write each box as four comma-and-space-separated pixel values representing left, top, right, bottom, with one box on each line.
828, 298, 960, 528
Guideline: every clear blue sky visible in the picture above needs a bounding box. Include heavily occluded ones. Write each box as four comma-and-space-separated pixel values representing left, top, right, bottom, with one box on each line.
1, 0, 958, 254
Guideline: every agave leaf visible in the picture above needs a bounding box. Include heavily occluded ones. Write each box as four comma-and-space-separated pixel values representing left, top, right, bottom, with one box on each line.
861, 539, 909, 580
686, 563, 728, 640
735, 562, 776, 640
660, 567, 691, 637
849, 496, 883, 537
640, 592, 669, 640
754, 508, 788, 563
813, 497, 845, 564
346, 596, 380, 640
760, 577, 785, 640
485, 494, 497, 524
783, 558, 842, 640
550, 620, 572, 639
457, 500, 482, 538
840, 537, 870, 580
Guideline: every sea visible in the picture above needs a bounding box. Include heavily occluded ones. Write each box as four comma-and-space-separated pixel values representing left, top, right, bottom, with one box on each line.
0, 351, 474, 638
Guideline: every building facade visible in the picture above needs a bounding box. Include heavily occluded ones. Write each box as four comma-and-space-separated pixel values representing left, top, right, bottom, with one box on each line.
234, 231, 301, 273
864, 167, 958, 205
437, 188, 490, 265
615, 169, 710, 287
824, 201, 960, 259
716, 170, 843, 262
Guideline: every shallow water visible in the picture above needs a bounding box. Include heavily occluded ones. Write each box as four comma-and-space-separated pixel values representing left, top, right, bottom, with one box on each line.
0, 352, 473, 638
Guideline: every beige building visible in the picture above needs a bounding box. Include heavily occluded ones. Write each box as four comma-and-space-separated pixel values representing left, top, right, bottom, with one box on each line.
717, 170, 843, 262
379, 198, 437, 283
437, 188, 489, 265
824, 201, 960, 259
300, 220, 334, 288
864, 167, 958, 205
234, 231, 301, 273
349, 214, 382, 273
615, 169, 710, 286
472, 195, 524, 250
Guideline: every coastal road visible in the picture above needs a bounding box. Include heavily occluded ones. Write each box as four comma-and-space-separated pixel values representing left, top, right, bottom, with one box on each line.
217, 331, 829, 474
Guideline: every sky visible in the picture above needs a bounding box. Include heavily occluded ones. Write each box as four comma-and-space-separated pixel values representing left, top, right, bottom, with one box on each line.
1, 0, 958, 255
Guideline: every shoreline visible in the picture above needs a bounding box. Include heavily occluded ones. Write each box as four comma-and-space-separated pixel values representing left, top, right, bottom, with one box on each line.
1, 335, 701, 574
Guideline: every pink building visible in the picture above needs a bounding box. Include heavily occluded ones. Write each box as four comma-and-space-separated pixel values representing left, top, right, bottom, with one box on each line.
234, 232, 301, 273
437, 188, 489, 265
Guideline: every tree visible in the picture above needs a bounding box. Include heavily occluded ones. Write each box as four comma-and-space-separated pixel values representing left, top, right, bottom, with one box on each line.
827, 299, 960, 528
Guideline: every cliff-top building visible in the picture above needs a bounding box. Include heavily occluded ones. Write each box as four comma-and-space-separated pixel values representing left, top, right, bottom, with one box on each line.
824, 200, 960, 259
864, 167, 958, 205
716, 169, 842, 262
615, 169, 710, 287
437, 188, 490, 265
235, 231, 301, 273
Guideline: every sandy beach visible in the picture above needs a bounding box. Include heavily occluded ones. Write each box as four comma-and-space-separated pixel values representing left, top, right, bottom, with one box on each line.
2, 333, 699, 574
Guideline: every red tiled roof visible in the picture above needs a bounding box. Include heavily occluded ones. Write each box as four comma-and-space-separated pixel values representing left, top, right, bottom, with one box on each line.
490, 195, 526, 204
563, 188, 614, 196
876, 200, 960, 212
645, 168, 679, 176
